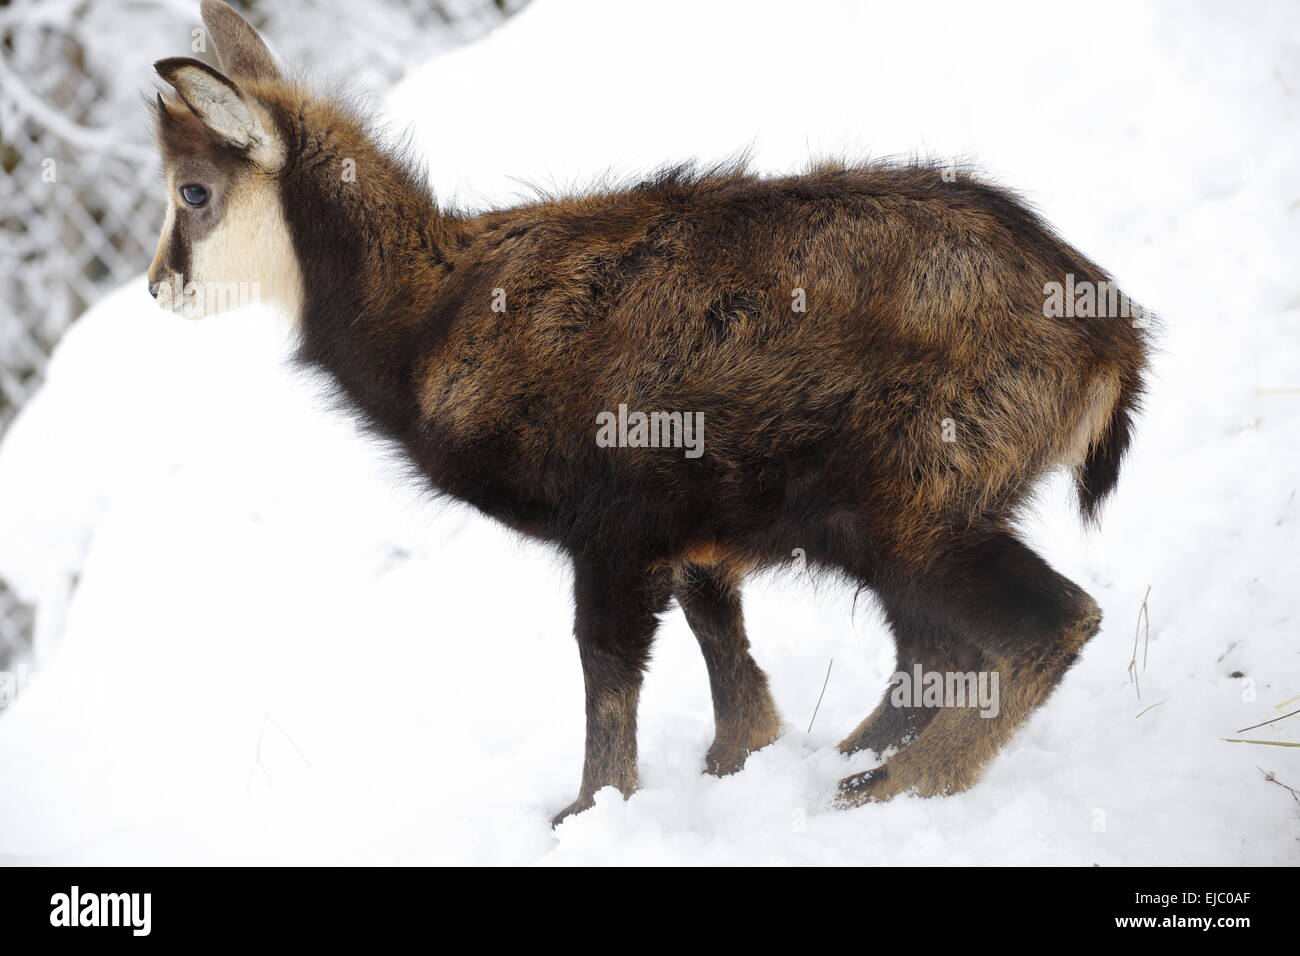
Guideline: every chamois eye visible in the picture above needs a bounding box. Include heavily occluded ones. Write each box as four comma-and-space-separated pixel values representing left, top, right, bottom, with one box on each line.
179, 183, 209, 207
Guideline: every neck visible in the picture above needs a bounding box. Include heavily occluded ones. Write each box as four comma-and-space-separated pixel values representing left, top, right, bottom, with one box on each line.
279, 143, 464, 439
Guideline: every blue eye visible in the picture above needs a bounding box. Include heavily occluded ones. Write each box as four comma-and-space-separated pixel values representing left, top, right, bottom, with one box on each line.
180, 183, 209, 207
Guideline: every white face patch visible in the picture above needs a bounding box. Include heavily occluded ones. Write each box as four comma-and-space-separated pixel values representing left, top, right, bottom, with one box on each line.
149, 88, 299, 321
151, 158, 301, 321
184, 170, 302, 320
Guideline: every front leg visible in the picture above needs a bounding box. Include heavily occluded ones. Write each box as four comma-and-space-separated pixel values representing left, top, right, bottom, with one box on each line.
552, 555, 670, 826
675, 564, 780, 775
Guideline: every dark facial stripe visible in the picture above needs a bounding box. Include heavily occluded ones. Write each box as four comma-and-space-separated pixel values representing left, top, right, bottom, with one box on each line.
168, 217, 190, 282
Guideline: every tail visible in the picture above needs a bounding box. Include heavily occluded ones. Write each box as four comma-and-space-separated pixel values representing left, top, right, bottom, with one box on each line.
1075, 376, 1142, 525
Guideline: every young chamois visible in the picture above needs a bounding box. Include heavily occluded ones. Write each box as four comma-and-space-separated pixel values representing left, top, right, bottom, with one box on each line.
149, 1, 1149, 824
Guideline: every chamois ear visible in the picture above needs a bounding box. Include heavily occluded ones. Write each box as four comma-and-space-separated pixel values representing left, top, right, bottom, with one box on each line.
154, 56, 268, 152
200, 0, 282, 82
153, 91, 179, 128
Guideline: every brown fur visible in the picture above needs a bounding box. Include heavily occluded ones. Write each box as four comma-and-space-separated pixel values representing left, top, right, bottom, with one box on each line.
151, 2, 1151, 823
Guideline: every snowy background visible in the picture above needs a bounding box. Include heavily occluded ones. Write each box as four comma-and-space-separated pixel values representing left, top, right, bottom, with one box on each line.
1, 0, 1297, 865
0, 0, 522, 671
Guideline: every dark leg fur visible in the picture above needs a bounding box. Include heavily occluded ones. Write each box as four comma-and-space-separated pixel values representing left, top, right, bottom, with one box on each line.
838, 602, 980, 758
675, 566, 781, 775
552, 556, 671, 826
837, 531, 1101, 804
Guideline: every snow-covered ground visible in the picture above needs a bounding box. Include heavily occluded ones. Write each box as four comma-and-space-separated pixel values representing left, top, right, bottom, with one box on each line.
1, 0, 1297, 865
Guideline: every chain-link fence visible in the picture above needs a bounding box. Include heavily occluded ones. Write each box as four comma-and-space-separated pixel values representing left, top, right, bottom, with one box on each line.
0, 0, 526, 670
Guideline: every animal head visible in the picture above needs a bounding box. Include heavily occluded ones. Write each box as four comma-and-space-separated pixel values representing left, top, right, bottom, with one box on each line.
151, 1, 447, 327
148, 0, 300, 319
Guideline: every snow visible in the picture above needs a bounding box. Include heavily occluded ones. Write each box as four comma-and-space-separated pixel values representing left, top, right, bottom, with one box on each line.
1, 0, 1298, 865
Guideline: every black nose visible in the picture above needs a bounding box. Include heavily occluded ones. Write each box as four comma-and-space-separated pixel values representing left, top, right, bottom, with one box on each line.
148, 280, 161, 298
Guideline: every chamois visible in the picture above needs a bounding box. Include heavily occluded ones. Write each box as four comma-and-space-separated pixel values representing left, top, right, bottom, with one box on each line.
148, 0, 1150, 823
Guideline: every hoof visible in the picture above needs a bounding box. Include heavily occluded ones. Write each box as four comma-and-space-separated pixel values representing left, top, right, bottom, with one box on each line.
550, 796, 594, 827
833, 766, 899, 808
704, 725, 779, 776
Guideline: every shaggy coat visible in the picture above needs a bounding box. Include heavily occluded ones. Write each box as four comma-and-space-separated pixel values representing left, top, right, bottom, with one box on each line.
149, 1, 1150, 822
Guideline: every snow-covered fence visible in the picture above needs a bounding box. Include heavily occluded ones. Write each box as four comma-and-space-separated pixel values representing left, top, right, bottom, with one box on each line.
0, 0, 526, 668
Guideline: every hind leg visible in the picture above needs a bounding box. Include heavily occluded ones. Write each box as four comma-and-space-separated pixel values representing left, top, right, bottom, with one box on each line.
838, 602, 980, 758
676, 565, 781, 775
837, 530, 1101, 804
